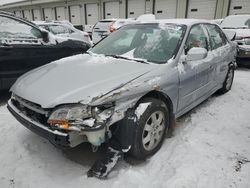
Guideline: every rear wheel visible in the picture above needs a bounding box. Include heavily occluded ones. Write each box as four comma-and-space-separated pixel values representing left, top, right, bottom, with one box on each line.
129, 98, 170, 160
218, 65, 234, 94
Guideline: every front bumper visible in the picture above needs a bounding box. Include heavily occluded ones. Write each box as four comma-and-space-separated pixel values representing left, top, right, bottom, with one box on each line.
7, 100, 71, 148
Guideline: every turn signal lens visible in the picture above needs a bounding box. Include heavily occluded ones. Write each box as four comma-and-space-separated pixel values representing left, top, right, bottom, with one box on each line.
47, 119, 69, 129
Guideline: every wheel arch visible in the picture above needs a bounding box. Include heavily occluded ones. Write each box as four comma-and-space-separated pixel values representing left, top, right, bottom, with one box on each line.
136, 90, 175, 122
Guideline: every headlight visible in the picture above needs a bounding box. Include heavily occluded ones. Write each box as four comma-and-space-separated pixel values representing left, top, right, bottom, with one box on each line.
47, 103, 114, 130
92, 105, 115, 123
48, 104, 91, 128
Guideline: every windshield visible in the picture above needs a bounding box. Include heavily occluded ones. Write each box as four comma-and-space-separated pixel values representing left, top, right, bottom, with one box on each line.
221, 15, 250, 29
90, 23, 185, 64
93, 20, 114, 31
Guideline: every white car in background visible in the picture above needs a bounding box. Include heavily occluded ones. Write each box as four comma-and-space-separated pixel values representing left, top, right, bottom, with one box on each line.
34, 21, 92, 46
211, 19, 224, 25
92, 18, 135, 44
221, 15, 250, 66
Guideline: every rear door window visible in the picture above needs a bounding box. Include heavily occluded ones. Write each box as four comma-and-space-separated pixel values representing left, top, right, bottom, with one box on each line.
48, 25, 72, 34
205, 24, 227, 50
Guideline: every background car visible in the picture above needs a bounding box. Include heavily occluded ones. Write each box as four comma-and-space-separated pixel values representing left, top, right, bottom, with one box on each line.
34, 20, 92, 45
91, 18, 135, 44
211, 19, 224, 25
0, 11, 91, 90
221, 15, 250, 66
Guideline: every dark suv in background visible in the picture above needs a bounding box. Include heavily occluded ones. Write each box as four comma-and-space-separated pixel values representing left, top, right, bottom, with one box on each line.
0, 11, 90, 90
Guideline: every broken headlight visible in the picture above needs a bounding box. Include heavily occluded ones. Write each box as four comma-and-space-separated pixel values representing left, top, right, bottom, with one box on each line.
47, 103, 114, 130
47, 104, 91, 129
92, 103, 115, 123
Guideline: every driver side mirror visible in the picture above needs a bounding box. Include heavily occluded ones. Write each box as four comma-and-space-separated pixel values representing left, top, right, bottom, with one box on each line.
41, 30, 49, 43
186, 47, 208, 61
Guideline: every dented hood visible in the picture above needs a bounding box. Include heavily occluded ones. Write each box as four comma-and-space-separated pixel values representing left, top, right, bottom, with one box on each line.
11, 54, 156, 108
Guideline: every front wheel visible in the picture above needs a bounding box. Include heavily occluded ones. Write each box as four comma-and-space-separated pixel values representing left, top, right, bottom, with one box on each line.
129, 98, 170, 160
218, 65, 234, 94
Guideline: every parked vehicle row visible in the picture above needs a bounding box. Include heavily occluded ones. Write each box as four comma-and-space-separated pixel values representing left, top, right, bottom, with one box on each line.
0, 11, 91, 91
33, 20, 92, 45
92, 18, 136, 44
221, 15, 250, 66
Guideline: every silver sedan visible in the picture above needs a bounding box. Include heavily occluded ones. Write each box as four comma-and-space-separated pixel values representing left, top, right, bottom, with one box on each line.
8, 19, 236, 161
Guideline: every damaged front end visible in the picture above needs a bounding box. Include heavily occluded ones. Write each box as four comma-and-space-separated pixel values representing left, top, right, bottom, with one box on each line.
8, 94, 119, 148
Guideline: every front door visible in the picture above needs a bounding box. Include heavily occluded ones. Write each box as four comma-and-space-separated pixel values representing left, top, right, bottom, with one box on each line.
177, 24, 211, 114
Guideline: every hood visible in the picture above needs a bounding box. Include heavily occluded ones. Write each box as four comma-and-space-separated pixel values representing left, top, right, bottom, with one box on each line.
223, 28, 250, 38
11, 54, 156, 108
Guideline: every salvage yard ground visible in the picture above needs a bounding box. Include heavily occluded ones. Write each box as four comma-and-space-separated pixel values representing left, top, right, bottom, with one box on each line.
0, 68, 250, 188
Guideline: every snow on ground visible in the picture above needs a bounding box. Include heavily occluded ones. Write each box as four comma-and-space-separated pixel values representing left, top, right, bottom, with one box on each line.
0, 68, 250, 188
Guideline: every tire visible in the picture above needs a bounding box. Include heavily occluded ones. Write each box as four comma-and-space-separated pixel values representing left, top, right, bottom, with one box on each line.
218, 65, 235, 94
129, 98, 170, 160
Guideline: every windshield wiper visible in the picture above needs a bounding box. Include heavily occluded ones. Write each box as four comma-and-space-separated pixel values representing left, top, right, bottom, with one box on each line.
105, 54, 149, 64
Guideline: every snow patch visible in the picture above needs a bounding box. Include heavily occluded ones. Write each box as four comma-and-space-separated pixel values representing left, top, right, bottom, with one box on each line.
135, 102, 151, 120
82, 118, 95, 127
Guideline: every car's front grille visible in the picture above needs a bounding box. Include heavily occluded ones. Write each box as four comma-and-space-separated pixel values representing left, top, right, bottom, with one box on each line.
12, 95, 50, 127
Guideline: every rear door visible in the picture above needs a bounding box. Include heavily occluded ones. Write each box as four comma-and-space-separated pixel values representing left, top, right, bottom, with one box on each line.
204, 24, 232, 90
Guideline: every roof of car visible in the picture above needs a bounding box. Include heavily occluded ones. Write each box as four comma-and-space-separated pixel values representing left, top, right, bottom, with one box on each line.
0, 10, 40, 29
33, 21, 68, 25
154, 19, 213, 26
225, 14, 250, 18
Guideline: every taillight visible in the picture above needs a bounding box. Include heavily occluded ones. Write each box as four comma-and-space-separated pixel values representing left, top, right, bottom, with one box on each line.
109, 22, 116, 33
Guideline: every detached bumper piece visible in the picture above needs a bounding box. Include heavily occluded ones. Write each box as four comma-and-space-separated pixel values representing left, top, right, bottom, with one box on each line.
7, 100, 70, 148
87, 147, 123, 179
